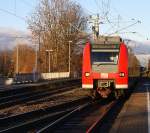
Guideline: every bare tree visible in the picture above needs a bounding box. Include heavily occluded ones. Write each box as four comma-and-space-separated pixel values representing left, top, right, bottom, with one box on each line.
0, 50, 12, 77
12, 44, 36, 73
128, 48, 140, 77
28, 0, 87, 73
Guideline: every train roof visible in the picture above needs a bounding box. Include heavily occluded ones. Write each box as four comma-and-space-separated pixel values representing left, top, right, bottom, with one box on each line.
93, 36, 122, 45
91, 36, 122, 49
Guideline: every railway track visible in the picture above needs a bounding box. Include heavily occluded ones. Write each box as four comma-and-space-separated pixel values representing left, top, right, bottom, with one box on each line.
0, 91, 131, 133
0, 79, 80, 98
36, 98, 118, 133
0, 83, 80, 110
0, 96, 91, 133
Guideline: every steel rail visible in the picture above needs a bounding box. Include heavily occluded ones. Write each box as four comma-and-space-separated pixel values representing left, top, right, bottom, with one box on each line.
37, 102, 93, 133
0, 96, 90, 133
0, 84, 80, 109
37, 99, 118, 133
86, 100, 116, 133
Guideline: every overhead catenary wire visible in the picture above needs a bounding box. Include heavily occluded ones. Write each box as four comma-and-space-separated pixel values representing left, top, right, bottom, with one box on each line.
89, 0, 112, 36
94, 0, 102, 14
14, 0, 16, 15
82, 7, 95, 15
108, 20, 141, 36
109, 5, 137, 29
21, 0, 34, 8
101, 0, 111, 19
0, 0, 36, 22
0, 36, 31, 39
0, 8, 26, 21
96, 0, 138, 36
102, 0, 123, 34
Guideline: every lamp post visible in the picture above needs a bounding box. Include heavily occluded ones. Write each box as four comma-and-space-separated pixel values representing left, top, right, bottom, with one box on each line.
68, 41, 72, 76
16, 44, 19, 74
33, 43, 38, 82
45, 49, 53, 73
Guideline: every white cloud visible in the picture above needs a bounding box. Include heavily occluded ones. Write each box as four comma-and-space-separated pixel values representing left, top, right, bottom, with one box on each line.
124, 39, 150, 66
0, 27, 32, 50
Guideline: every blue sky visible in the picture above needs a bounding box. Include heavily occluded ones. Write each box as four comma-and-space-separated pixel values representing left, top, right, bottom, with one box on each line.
0, 0, 37, 30
0, 0, 149, 42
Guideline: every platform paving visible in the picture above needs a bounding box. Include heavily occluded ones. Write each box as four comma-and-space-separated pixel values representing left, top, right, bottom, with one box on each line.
0, 78, 78, 90
109, 81, 149, 133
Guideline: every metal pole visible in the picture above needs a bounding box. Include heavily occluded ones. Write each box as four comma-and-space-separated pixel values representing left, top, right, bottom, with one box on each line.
38, 30, 42, 73
16, 44, 18, 74
69, 42, 70, 75
35, 44, 38, 73
48, 51, 50, 73
147, 57, 149, 71
68, 41, 72, 76
89, 14, 99, 40
45, 49, 53, 73
34, 44, 38, 81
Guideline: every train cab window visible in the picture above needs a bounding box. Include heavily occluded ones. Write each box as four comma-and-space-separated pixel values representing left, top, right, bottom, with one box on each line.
91, 51, 119, 64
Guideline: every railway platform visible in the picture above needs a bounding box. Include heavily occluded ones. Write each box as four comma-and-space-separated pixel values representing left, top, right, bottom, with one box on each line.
109, 80, 149, 133
0, 78, 80, 90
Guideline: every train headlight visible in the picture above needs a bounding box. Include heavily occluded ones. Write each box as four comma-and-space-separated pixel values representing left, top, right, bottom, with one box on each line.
85, 72, 90, 77
119, 72, 125, 77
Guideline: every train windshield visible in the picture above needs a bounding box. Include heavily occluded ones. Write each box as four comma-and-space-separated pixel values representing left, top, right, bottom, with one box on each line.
91, 51, 119, 64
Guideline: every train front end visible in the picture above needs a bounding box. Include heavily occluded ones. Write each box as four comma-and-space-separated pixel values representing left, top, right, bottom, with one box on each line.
82, 36, 128, 98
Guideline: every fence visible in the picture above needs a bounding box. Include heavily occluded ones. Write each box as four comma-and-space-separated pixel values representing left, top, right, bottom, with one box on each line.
41, 72, 69, 80
1, 71, 81, 85
14, 73, 40, 83
12, 72, 70, 84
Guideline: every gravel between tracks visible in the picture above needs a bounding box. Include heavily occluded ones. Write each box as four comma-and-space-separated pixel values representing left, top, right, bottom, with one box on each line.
0, 88, 90, 118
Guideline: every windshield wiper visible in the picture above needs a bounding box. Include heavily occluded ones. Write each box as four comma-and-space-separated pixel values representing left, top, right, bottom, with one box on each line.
97, 63, 101, 66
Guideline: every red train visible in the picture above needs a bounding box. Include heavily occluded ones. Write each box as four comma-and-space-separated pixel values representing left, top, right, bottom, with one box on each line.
82, 36, 140, 98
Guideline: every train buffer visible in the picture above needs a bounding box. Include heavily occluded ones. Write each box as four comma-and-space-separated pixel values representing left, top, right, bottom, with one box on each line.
107, 81, 149, 133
